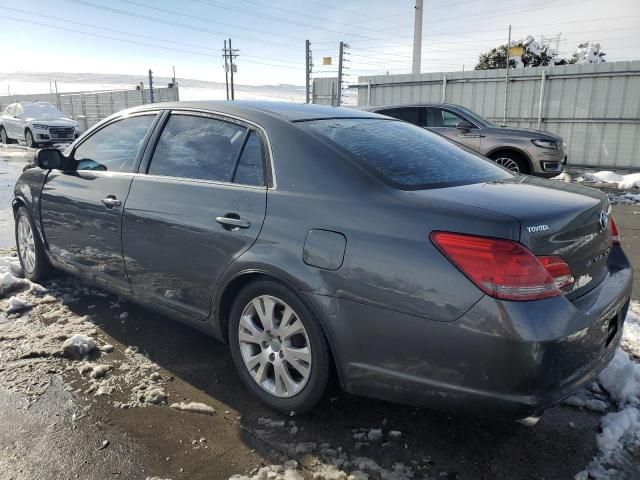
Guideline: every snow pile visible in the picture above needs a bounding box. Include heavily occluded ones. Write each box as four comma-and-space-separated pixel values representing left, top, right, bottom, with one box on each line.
578, 171, 640, 190
169, 401, 216, 415
575, 301, 640, 478
62, 334, 97, 359
0, 270, 27, 297
6, 296, 32, 313
622, 302, 640, 358
598, 349, 640, 405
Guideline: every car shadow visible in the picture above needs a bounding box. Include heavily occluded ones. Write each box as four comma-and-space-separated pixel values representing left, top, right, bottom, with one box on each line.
54, 275, 601, 480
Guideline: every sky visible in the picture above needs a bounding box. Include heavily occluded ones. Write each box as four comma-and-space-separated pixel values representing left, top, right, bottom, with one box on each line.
0, 0, 639, 87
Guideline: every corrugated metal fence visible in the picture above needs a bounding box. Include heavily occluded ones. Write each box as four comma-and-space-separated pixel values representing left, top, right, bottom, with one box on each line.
0, 86, 179, 130
354, 61, 640, 169
312, 77, 339, 106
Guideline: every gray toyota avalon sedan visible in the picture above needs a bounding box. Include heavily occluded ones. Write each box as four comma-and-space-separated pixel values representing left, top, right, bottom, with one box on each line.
13, 102, 632, 421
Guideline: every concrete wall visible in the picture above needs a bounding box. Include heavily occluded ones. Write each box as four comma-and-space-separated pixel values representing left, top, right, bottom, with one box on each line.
356, 61, 640, 169
0, 86, 180, 130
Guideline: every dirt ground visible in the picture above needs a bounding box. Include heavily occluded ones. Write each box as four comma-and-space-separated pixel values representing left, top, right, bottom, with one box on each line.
1, 146, 639, 480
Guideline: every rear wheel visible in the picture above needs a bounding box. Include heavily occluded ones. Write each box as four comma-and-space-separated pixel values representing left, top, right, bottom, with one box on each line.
0, 126, 14, 144
228, 279, 330, 413
489, 151, 529, 175
15, 206, 52, 281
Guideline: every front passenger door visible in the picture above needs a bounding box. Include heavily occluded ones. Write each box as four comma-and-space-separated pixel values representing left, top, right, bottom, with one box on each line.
425, 107, 482, 152
40, 113, 159, 290
122, 112, 268, 319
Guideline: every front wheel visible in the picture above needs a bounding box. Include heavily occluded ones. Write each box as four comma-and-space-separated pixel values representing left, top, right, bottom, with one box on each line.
489, 152, 529, 174
15, 206, 52, 281
25, 129, 37, 149
228, 279, 330, 413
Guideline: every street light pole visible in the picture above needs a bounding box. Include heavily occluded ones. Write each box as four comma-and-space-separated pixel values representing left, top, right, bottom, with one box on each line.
412, 0, 423, 75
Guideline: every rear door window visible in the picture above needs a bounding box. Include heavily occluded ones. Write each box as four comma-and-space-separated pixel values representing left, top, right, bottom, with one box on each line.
233, 131, 265, 186
148, 114, 246, 182
73, 114, 156, 172
377, 107, 422, 126
301, 118, 511, 189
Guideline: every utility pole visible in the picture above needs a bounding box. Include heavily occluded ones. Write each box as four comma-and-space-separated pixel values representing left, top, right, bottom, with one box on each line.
223, 40, 230, 100
305, 39, 312, 104
171, 65, 180, 100
503, 24, 511, 126
337, 41, 344, 106
412, 0, 423, 75
229, 38, 237, 100
148, 69, 155, 103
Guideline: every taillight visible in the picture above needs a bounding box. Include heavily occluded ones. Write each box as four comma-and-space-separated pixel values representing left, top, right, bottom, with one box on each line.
537, 256, 575, 289
430, 231, 574, 301
611, 217, 620, 245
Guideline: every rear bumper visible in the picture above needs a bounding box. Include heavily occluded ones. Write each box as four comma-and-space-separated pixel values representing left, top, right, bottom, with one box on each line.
307, 247, 632, 418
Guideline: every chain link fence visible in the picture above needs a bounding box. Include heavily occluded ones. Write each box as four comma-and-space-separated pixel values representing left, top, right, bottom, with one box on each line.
0, 86, 179, 130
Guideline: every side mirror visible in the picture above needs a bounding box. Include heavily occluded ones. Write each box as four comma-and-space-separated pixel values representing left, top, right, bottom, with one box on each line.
35, 148, 64, 170
456, 120, 475, 131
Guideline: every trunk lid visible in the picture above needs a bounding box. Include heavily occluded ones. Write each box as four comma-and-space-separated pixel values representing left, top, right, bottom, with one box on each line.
419, 176, 613, 299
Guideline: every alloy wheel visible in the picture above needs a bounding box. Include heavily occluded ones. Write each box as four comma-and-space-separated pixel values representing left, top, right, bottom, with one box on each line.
494, 157, 520, 173
25, 131, 34, 148
17, 215, 36, 274
238, 295, 312, 398
0, 128, 7, 144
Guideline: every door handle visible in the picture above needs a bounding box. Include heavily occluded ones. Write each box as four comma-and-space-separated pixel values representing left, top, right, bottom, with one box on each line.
216, 215, 250, 230
101, 196, 122, 209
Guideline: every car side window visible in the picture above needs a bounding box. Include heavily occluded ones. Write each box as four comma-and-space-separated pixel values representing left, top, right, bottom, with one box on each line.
378, 107, 421, 126
14, 105, 23, 116
441, 109, 466, 128
4, 105, 15, 116
148, 114, 246, 182
233, 131, 265, 186
73, 115, 156, 173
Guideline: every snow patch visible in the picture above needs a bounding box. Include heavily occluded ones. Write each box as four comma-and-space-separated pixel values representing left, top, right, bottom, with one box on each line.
6, 296, 32, 313
62, 334, 97, 359
169, 401, 215, 415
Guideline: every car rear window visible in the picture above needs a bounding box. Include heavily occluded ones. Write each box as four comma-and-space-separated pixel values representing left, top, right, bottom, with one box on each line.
301, 118, 512, 189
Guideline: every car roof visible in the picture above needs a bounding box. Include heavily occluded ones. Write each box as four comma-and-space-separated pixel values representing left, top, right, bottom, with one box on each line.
360, 102, 463, 111
126, 100, 387, 122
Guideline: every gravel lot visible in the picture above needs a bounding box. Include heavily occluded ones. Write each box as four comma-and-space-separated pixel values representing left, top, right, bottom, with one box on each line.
1, 145, 639, 480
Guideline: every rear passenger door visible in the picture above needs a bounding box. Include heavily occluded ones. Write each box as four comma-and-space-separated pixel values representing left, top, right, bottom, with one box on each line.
122, 111, 268, 319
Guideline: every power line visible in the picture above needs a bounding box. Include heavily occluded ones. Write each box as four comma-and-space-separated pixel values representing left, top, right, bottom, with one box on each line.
0, 14, 303, 70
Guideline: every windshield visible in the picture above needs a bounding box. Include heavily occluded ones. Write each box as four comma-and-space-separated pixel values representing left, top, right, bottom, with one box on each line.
454, 105, 496, 127
22, 104, 65, 118
300, 118, 512, 189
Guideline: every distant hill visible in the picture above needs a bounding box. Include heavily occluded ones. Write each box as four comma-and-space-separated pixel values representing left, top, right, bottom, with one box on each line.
0, 71, 306, 102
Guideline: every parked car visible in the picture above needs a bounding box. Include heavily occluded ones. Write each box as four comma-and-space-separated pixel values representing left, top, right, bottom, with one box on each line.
362, 103, 566, 177
0, 102, 81, 148
13, 102, 631, 421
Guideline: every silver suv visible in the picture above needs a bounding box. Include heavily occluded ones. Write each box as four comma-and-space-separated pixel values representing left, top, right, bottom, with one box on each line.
365, 103, 566, 177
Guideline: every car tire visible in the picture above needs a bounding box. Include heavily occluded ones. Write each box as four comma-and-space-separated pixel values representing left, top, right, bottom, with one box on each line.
228, 279, 330, 414
25, 129, 37, 149
0, 126, 15, 144
15, 206, 52, 282
489, 151, 530, 175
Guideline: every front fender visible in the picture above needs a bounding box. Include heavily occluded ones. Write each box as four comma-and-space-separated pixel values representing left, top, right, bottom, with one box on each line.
12, 167, 48, 247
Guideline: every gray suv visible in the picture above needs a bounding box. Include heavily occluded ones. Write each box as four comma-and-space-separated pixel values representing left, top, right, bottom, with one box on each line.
365, 103, 566, 177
